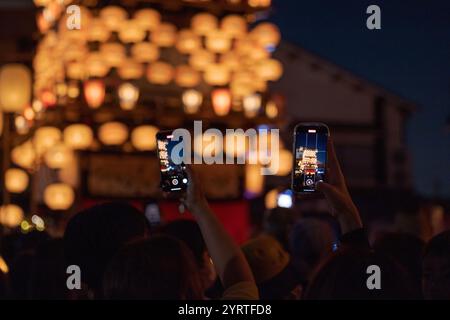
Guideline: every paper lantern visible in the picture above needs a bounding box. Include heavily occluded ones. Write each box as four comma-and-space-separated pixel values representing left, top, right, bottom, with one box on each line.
146, 62, 174, 85
100, 43, 126, 67
211, 89, 231, 116
255, 59, 283, 81
249, 0, 271, 7
66, 61, 86, 80
176, 29, 201, 54
221, 15, 247, 38
248, 45, 269, 61
134, 8, 161, 31
99, 122, 129, 146
189, 49, 215, 71
204, 64, 230, 86
182, 89, 203, 114
118, 82, 139, 110
131, 42, 159, 63
0, 64, 31, 113
151, 23, 177, 47
40, 89, 57, 107
83, 80, 105, 108
131, 125, 159, 151
44, 183, 75, 210
67, 81, 80, 98
86, 52, 110, 77
11, 141, 36, 169
265, 189, 278, 209
220, 52, 241, 71
118, 19, 146, 43
0, 204, 24, 228
5, 169, 29, 193
63, 124, 93, 150
175, 65, 200, 88
192, 13, 218, 36
44, 143, 73, 169
100, 6, 128, 31
265, 100, 278, 118
87, 18, 111, 42
245, 164, 264, 196
251, 22, 281, 49
206, 30, 231, 53
117, 59, 144, 80
243, 93, 262, 118
34, 126, 62, 156
63, 42, 88, 62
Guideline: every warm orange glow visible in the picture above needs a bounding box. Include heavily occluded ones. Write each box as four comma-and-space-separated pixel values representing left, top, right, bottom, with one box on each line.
83, 80, 105, 108
211, 89, 232, 116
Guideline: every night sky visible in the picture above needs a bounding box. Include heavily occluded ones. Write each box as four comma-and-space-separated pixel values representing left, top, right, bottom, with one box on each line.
268, 0, 450, 197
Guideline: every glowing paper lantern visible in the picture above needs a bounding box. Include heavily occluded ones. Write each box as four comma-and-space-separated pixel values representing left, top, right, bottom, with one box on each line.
118, 82, 139, 110
182, 89, 203, 114
255, 59, 283, 81
146, 62, 174, 85
131, 125, 159, 151
100, 43, 126, 67
245, 164, 264, 196
220, 52, 241, 71
175, 65, 201, 88
5, 169, 29, 193
211, 89, 231, 116
63, 42, 88, 62
0, 64, 31, 113
134, 8, 161, 31
44, 183, 75, 210
192, 13, 218, 36
11, 141, 36, 169
67, 81, 80, 98
44, 143, 73, 169
131, 42, 159, 62
249, 0, 271, 7
67, 61, 86, 80
0, 204, 24, 228
151, 23, 177, 47
206, 30, 231, 53
221, 15, 247, 38
117, 59, 144, 80
204, 64, 230, 86
86, 52, 110, 77
40, 89, 57, 107
251, 22, 281, 49
243, 93, 262, 118
87, 18, 111, 42
63, 124, 93, 150
176, 29, 201, 54
265, 100, 278, 118
98, 122, 129, 146
100, 6, 128, 31
34, 126, 62, 156
118, 19, 146, 43
189, 49, 215, 71
265, 189, 278, 209
83, 80, 105, 108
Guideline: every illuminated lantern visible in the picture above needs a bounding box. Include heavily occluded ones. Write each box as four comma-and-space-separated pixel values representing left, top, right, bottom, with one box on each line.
265, 189, 278, 209
211, 89, 231, 116
175, 65, 200, 88
249, 0, 271, 7
5, 169, 29, 193
220, 52, 241, 71
40, 89, 57, 107
67, 81, 80, 98
83, 80, 105, 108
66, 61, 86, 80
118, 19, 146, 43
245, 164, 264, 196
255, 59, 283, 81
221, 15, 247, 38
87, 18, 110, 42
265, 100, 278, 118
117, 59, 144, 80
176, 29, 201, 54
118, 82, 140, 110
100, 43, 126, 67
204, 64, 230, 86
151, 23, 177, 47
134, 8, 161, 31
100, 6, 128, 31
44, 183, 75, 210
37, 12, 51, 33
235, 37, 254, 56
0, 204, 24, 228
206, 30, 231, 53
99, 122, 129, 146
63, 42, 88, 62
86, 52, 110, 77
0, 64, 31, 113
34, 126, 62, 155
191, 13, 218, 36
11, 141, 36, 169
131, 125, 159, 151
15, 115, 28, 135
248, 45, 269, 61
182, 89, 203, 114
146, 62, 174, 85
44, 143, 73, 169
189, 49, 215, 71
131, 42, 159, 63
243, 93, 262, 118
250, 22, 281, 49
63, 124, 93, 150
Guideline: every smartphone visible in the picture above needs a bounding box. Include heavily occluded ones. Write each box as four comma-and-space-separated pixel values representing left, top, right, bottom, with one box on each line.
156, 130, 188, 192
292, 123, 329, 194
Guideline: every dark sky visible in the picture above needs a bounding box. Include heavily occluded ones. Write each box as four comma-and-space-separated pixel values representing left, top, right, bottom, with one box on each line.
269, 0, 450, 197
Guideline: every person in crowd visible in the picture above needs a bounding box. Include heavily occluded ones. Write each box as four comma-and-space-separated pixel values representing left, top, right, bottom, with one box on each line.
157, 220, 216, 293
63, 202, 149, 298
241, 234, 301, 299
103, 166, 258, 300
422, 230, 450, 300
263, 207, 296, 251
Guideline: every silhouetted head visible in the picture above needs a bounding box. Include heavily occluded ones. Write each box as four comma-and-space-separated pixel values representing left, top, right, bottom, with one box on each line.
264, 207, 296, 250
103, 235, 203, 300
64, 202, 149, 296
423, 230, 450, 300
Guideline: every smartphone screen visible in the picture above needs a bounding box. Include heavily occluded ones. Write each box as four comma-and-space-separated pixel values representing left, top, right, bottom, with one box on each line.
156, 131, 188, 192
292, 123, 329, 193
